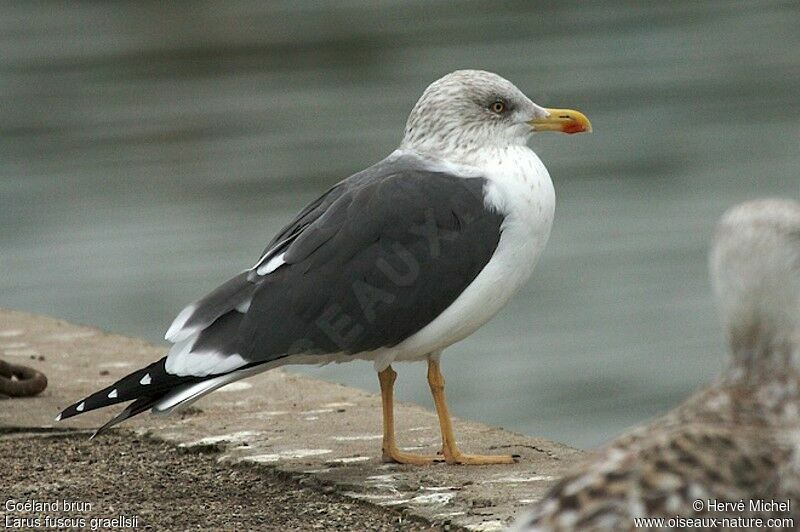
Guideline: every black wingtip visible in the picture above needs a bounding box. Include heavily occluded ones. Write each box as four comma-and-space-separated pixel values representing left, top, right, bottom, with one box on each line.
89, 411, 127, 439
89, 420, 115, 440
56, 399, 87, 421
90, 395, 162, 439
57, 357, 187, 421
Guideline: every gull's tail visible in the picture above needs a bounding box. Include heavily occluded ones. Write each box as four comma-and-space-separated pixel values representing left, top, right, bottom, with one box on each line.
55, 357, 193, 437
56, 271, 273, 437
56, 356, 272, 438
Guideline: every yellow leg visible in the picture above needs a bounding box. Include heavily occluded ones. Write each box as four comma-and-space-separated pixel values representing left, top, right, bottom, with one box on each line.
427, 358, 515, 465
378, 366, 442, 465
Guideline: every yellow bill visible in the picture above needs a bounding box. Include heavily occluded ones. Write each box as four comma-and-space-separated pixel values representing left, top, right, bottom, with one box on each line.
529, 108, 592, 134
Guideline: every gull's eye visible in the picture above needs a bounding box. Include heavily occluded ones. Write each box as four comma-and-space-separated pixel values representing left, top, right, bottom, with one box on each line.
490, 100, 506, 114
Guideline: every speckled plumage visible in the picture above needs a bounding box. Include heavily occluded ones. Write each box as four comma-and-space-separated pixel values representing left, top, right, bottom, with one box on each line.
402, 70, 549, 162
514, 199, 800, 531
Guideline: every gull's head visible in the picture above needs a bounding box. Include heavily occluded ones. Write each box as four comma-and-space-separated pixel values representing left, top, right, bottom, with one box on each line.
710, 199, 800, 366
401, 70, 591, 156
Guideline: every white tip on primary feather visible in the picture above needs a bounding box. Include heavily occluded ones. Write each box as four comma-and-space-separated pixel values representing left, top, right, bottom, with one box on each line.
54, 413, 62, 422
107, 389, 118, 399
236, 299, 252, 313
140, 373, 152, 385
76, 402, 85, 412
255, 252, 286, 276
165, 304, 199, 343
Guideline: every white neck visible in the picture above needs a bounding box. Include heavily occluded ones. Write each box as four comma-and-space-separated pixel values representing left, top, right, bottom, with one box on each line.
400, 132, 531, 168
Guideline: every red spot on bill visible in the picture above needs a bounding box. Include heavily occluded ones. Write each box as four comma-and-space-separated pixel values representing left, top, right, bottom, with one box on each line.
562, 122, 589, 134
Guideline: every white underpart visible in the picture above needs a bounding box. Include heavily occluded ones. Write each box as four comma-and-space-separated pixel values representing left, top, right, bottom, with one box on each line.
255, 251, 286, 276
160, 144, 552, 384
367, 145, 555, 370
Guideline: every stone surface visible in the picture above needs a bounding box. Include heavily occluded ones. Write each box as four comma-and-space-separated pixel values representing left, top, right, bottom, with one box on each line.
0, 308, 583, 530
1, 431, 438, 531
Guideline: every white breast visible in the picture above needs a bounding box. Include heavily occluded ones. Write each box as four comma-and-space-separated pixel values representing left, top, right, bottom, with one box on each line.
370, 146, 556, 370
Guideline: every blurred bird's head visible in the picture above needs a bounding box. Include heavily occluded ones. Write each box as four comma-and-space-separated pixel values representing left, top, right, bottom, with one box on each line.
710, 199, 800, 367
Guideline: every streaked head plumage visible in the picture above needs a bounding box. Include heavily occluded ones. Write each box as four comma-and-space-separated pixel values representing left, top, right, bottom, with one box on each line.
401, 70, 548, 155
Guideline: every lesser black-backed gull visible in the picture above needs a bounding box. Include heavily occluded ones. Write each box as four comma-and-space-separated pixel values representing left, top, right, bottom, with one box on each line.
56, 70, 591, 465
513, 199, 800, 529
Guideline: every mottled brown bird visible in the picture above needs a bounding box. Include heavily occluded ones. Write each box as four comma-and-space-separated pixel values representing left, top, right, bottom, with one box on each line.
513, 199, 800, 531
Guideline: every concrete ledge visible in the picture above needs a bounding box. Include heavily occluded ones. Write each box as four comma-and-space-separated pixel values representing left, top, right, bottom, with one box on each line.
1, 309, 583, 530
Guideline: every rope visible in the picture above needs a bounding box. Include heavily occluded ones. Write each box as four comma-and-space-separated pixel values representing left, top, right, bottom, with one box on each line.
0, 359, 48, 397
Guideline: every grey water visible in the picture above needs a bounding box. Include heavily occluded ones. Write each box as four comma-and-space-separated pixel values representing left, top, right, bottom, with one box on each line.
2, 1, 799, 448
